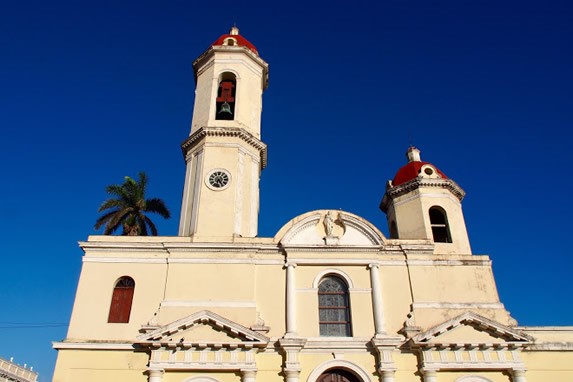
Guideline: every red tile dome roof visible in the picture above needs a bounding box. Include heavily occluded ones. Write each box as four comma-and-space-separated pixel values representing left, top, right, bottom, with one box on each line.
212, 26, 258, 55
392, 147, 447, 186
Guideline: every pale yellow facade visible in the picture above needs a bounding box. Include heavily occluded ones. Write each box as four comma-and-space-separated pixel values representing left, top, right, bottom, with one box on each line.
53, 28, 573, 382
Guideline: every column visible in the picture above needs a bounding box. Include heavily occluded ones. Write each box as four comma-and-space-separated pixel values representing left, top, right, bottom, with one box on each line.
512, 369, 527, 382
380, 370, 395, 382
423, 370, 437, 382
285, 262, 297, 336
285, 369, 301, 382
241, 369, 257, 382
369, 263, 386, 336
146, 368, 164, 382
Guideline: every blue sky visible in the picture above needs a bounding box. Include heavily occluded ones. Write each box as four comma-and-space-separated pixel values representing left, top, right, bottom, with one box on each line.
1, 1, 572, 380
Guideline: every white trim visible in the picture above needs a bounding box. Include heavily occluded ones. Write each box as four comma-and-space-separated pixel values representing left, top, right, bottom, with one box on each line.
312, 269, 354, 288
83, 257, 168, 263
52, 342, 134, 350
307, 359, 373, 382
83, 257, 283, 265
185, 377, 221, 382
412, 302, 504, 309
454, 377, 493, 382
168, 258, 283, 265
161, 300, 256, 308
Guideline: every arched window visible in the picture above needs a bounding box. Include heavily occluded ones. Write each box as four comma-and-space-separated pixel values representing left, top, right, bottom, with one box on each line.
215, 73, 236, 120
108, 276, 135, 323
318, 276, 352, 337
429, 206, 451, 243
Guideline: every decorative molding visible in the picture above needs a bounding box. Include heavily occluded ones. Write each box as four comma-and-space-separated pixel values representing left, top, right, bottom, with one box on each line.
52, 342, 134, 350
412, 302, 505, 309
181, 127, 267, 169
311, 269, 354, 289
381, 178, 465, 212
306, 359, 373, 382
137, 310, 269, 345
527, 342, 573, 351
412, 311, 533, 347
161, 300, 256, 308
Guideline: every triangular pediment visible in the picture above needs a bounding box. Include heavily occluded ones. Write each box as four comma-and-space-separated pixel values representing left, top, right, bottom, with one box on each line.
137, 310, 269, 347
412, 312, 532, 347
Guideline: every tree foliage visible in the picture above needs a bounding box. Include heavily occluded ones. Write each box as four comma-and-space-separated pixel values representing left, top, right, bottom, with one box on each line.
94, 172, 170, 236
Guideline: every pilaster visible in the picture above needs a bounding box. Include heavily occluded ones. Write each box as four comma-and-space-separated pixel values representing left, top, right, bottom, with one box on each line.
146, 368, 164, 382
285, 262, 297, 337
512, 369, 527, 382
279, 337, 306, 382
241, 368, 257, 382
368, 263, 386, 337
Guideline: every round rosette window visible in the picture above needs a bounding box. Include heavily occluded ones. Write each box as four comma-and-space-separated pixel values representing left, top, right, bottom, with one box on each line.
206, 169, 231, 190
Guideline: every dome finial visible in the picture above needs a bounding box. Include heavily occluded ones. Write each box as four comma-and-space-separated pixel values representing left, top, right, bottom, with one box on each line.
406, 146, 421, 162
230, 25, 239, 35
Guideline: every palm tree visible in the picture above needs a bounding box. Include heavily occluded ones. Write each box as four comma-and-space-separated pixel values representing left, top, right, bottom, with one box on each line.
94, 172, 171, 236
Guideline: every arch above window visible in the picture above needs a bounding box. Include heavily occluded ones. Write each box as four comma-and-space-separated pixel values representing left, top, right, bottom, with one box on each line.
312, 269, 354, 289
429, 206, 451, 243
318, 275, 352, 337
454, 377, 493, 382
108, 276, 135, 323
307, 360, 371, 382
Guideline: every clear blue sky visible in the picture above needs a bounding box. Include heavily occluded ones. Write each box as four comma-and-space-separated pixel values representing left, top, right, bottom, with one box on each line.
1, 1, 572, 380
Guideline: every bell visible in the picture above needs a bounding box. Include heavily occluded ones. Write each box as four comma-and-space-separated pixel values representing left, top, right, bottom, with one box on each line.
218, 102, 233, 115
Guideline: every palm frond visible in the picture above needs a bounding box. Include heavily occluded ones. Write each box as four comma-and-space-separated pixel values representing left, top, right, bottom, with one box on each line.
144, 216, 158, 236
98, 198, 124, 212
94, 209, 120, 229
145, 198, 171, 218
95, 171, 170, 236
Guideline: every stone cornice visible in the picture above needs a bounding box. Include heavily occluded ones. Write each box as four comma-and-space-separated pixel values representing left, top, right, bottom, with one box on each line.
181, 127, 267, 169
52, 341, 135, 350
381, 178, 465, 212
193, 46, 269, 90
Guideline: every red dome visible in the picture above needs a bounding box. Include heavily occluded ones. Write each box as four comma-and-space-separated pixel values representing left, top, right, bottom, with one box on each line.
212, 32, 258, 55
392, 161, 448, 187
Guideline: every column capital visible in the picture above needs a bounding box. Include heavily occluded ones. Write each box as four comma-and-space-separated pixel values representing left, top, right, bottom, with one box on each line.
368, 263, 380, 269
285, 262, 297, 269
512, 369, 527, 376
145, 368, 164, 377
146, 368, 165, 382
241, 368, 258, 379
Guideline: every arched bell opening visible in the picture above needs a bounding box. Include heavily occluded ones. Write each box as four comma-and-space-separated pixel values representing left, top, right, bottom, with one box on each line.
215, 72, 236, 120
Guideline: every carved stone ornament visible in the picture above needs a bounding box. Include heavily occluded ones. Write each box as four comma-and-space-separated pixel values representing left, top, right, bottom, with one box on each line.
321, 211, 346, 245
399, 310, 421, 338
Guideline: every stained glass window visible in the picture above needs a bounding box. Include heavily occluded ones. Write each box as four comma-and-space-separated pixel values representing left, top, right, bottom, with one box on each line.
318, 276, 352, 336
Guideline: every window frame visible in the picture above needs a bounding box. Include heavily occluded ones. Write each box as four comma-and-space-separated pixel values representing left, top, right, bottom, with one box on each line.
318, 275, 352, 337
429, 206, 452, 243
107, 276, 135, 324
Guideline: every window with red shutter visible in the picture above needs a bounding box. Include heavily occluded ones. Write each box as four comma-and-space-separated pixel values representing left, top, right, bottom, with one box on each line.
108, 276, 135, 323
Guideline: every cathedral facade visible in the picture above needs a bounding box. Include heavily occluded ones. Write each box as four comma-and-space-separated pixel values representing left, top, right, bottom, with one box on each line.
52, 28, 573, 382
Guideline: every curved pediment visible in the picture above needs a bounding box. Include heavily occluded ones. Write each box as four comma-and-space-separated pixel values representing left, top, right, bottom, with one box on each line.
275, 210, 386, 246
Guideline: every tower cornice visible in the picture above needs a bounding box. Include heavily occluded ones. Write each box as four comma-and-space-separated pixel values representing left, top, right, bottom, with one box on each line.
181, 126, 268, 169
380, 178, 465, 213
193, 46, 269, 90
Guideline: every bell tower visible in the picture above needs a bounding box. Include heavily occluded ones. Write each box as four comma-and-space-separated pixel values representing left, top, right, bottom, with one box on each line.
178, 27, 269, 239
380, 147, 472, 254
